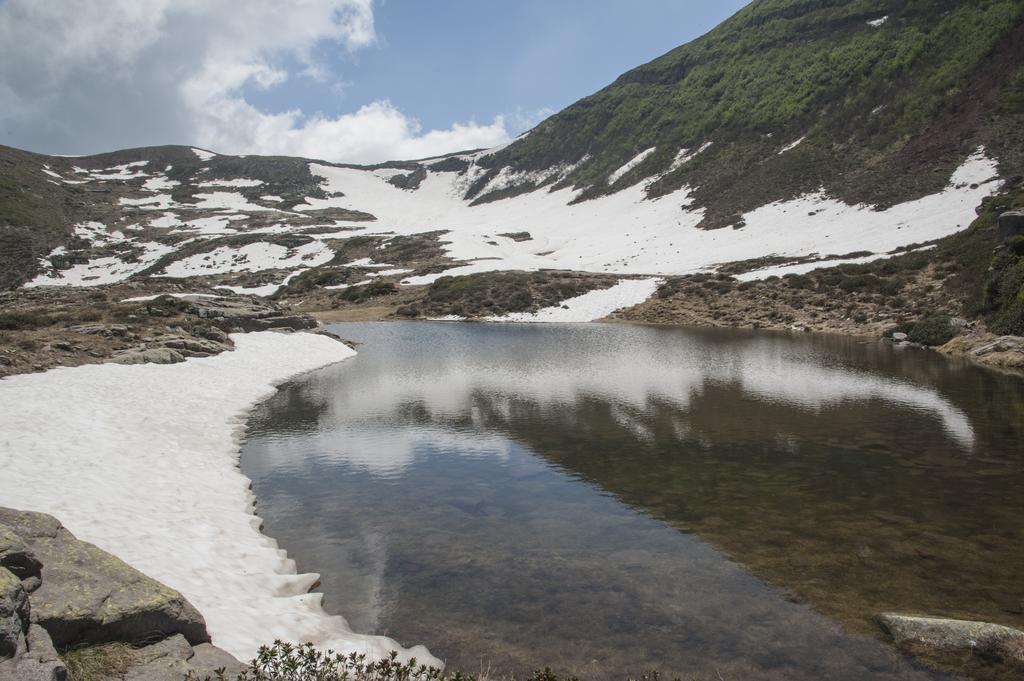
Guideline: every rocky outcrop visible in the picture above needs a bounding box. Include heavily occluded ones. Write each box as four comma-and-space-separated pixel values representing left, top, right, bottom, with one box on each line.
939, 332, 1024, 373
998, 210, 1024, 242
110, 347, 187, 365
0, 506, 243, 681
1, 568, 65, 681
878, 613, 1024, 666
0, 507, 208, 649
119, 635, 246, 681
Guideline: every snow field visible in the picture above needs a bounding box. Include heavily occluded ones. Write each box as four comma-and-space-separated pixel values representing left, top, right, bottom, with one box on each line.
0, 332, 439, 666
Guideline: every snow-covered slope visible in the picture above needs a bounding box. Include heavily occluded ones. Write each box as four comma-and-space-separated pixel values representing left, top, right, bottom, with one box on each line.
7, 141, 1003, 315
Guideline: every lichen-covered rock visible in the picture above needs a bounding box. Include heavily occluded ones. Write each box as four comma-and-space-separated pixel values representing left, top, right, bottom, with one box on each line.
109, 347, 187, 365
189, 642, 247, 678
0, 568, 28, 658
0, 526, 41, 588
1, 625, 69, 681
878, 613, 1024, 664
0, 507, 208, 648
121, 635, 245, 681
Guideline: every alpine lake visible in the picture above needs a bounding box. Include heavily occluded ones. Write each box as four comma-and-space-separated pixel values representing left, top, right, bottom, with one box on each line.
241, 322, 1024, 681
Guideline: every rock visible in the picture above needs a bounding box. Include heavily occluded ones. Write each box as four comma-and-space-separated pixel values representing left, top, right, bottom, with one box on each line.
189, 643, 246, 678
160, 337, 227, 355
878, 613, 1024, 664
998, 210, 1024, 242
132, 633, 195, 666
0, 507, 209, 649
0, 525, 42, 585
238, 315, 318, 332
4, 625, 69, 681
891, 332, 908, 342
0, 568, 28, 658
191, 325, 228, 343
109, 347, 186, 365
121, 636, 245, 681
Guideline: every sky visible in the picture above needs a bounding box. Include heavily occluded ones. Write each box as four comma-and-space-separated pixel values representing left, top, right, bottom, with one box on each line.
0, 0, 749, 164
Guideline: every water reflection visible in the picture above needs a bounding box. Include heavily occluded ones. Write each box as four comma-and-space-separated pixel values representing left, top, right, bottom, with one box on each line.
243, 322, 1024, 681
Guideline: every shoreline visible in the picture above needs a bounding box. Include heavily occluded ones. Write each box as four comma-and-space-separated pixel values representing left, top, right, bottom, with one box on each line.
0, 330, 438, 666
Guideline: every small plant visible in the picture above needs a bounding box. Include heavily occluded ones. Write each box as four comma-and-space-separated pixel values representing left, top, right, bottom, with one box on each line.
907, 315, 956, 346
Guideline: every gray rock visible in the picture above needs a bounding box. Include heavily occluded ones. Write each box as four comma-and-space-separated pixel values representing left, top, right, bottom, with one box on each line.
891, 332, 908, 342
239, 315, 318, 332
161, 337, 228, 355
970, 335, 1024, 357
0, 507, 209, 649
878, 613, 1024, 664
189, 643, 246, 678
9, 625, 68, 681
0, 568, 28, 658
192, 326, 228, 343
998, 210, 1024, 242
131, 633, 195, 666
119, 635, 245, 681
0, 526, 42, 585
109, 347, 186, 365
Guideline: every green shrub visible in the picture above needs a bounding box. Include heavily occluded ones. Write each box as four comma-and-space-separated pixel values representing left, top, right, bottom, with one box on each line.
338, 282, 398, 303
0, 311, 55, 330
907, 315, 956, 346
186, 645, 589, 681
783, 273, 814, 290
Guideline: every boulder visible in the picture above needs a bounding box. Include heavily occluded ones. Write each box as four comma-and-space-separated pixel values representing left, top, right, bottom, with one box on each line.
121, 635, 245, 681
0, 526, 42, 586
237, 315, 318, 332
878, 613, 1024, 664
0, 508, 209, 649
998, 210, 1024, 242
0, 625, 69, 681
0, 568, 28, 658
109, 347, 186, 365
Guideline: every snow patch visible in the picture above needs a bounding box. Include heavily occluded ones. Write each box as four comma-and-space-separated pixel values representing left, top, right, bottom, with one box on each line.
671, 142, 713, 171
163, 241, 334, 277
198, 178, 265, 188
608, 148, 657, 185
0, 332, 438, 665
778, 137, 806, 155
192, 147, 217, 161
868, 16, 889, 27
487, 278, 661, 322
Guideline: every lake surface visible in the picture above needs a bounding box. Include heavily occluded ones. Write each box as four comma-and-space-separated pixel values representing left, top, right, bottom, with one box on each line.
241, 322, 1024, 681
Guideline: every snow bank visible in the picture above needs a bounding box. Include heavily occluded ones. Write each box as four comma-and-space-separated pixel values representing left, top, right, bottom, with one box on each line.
311, 147, 1001, 283
487, 278, 661, 322
0, 332, 438, 666
608, 147, 657, 185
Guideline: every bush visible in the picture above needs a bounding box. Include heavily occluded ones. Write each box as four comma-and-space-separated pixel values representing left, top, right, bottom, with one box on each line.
0, 311, 55, 330
186, 645, 587, 681
907, 315, 956, 346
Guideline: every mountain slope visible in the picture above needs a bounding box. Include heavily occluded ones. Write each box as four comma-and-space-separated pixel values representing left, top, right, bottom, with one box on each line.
475, 0, 1024, 228
1, 0, 1022, 330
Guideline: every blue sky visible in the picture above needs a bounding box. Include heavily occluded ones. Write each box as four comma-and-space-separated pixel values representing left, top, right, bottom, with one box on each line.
249, 0, 749, 136
0, 0, 750, 162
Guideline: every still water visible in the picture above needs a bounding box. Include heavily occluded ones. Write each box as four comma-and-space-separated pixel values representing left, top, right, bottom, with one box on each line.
241, 322, 1024, 681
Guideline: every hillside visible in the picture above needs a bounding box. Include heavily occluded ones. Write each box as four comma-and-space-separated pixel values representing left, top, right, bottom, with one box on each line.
479, 0, 1024, 228
0, 0, 1022, 335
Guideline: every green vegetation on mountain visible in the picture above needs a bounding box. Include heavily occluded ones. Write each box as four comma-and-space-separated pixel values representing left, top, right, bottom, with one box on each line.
479, 0, 1024, 228
0, 147, 76, 289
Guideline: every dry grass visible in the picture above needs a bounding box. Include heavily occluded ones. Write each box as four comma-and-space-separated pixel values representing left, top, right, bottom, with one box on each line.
62, 642, 137, 681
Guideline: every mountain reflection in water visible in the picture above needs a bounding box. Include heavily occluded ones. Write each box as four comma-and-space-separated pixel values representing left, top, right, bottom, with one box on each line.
242, 322, 1024, 681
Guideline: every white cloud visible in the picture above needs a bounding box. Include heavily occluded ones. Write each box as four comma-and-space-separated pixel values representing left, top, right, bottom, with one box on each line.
0, 0, 510, 163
